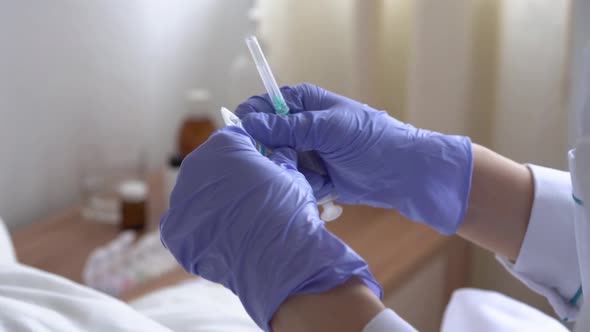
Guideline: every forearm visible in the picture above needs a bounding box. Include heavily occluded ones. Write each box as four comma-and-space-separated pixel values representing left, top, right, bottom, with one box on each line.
457, 144, 534, 261
271, 278, 385, 332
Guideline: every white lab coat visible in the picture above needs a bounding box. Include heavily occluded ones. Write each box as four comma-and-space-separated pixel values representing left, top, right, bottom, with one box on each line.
568, 52, 590, 332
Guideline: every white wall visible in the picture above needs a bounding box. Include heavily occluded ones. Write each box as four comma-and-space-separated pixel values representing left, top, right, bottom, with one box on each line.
570, 0, 590, 146
384, 255, 446, 332
471, 0, 571, 317
378, 0, 414, 117
406, 0, 474, 134
0, 0, 252, 228
492, 0, 570, 168
259, 0, 356, 97
403, 0, 571, 316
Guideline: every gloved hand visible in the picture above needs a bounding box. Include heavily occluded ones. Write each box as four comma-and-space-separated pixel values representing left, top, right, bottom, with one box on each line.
236, 83, 473, 235
160, 126, 381, 331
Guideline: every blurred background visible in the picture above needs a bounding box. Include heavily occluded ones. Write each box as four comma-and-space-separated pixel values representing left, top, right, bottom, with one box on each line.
0, 0, 576, 331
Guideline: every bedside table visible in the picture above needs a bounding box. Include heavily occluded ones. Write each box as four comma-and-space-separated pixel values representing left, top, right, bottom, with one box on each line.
10, 170, 469, 304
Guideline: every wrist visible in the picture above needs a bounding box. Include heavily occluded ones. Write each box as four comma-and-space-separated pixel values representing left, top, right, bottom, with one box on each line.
457, 144, 534, 260
234, 212, 382, 330
400, 133, 473, 234
271, 277, 385, 332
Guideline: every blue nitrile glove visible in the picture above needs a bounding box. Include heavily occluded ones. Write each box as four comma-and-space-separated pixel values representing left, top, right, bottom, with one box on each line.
159, 126, 382, 331
235, 83, 473, 235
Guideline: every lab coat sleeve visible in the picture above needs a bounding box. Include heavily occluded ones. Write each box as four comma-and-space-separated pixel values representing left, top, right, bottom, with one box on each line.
362, 309, 417, 332
496, 164, 582, 321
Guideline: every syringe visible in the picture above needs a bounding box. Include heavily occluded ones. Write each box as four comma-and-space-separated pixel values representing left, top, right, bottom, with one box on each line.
244, 35, 343, 222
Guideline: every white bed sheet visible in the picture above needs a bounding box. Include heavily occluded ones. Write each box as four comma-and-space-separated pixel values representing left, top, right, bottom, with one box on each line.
0, 263, 260, 332
0, 215, 259, 332
130, 279, 261, 332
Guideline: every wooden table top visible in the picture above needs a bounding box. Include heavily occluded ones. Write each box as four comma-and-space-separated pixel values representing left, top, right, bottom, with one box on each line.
11, 170, 450, 300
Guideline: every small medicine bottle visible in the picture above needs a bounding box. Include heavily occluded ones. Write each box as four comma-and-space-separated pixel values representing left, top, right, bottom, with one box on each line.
178, 89, 217, 158
119, 180, 148, 231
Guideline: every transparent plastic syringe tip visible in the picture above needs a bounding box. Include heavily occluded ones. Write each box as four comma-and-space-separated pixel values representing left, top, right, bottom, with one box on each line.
220, 107, 243, 129
245, 35, 290, 116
